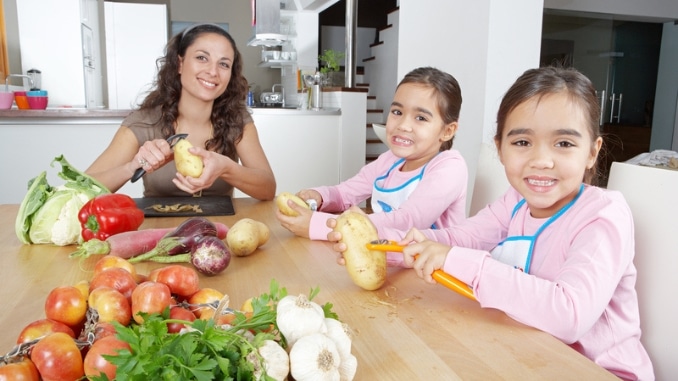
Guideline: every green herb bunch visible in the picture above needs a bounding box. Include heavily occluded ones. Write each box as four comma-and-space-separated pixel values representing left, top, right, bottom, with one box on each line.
91, 280, 337, 381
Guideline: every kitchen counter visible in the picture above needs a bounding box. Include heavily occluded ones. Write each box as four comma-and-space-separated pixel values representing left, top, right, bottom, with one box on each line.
0, 108, 132, 124
0, 199, 618, 380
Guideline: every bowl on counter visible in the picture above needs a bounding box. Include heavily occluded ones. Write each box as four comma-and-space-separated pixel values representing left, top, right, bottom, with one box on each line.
13, 91, 30, 110
0, 91, 14, 109
26, 90, 49, 109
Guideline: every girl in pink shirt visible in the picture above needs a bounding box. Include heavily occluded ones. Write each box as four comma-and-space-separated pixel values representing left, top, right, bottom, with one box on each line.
331, 67, 653, 380
276, 67, 468, 240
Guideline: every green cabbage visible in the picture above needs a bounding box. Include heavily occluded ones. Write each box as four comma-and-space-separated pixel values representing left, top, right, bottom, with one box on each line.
15, 155, 110, 246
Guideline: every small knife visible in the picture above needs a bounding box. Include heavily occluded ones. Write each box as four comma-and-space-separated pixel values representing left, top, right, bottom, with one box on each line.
130, 133, 189, 183
367, 239, 476, 301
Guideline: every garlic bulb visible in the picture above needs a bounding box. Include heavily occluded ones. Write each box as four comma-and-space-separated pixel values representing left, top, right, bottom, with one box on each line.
254, 339, 289, 381
289, 333, 341, 381
276, 294, 327, 346
324, 318, 357, 381
324, 318, 353, 357
338, 352, 357, 381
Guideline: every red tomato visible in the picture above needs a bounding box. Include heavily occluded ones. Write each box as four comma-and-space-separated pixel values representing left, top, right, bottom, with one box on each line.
30, 332, 84, 381
167, 306, 197, 333
89, 267, 137, 302
83, 335, 131, 380
16, 318, 75, 345
94, 255, 138, 279
44, 286, 87, 328
131, 281, 172, 324
94, 322, 118, 340
149, 265, 200, 297
188, 287, 224, 318
0, 358, 40, 381
88, 287, 132, 326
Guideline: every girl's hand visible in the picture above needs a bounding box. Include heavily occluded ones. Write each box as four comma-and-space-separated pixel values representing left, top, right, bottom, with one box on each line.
326, 216, 347, 265
401, 228, 451, 284
134, 138, 174, 174
275, 200, 313, 238
296, 189, 322, 209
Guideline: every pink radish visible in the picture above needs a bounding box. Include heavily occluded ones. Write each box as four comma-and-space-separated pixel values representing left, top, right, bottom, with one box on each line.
69, 222, 228, 259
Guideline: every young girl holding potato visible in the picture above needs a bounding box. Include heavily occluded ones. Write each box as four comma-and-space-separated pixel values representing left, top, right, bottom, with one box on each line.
85, 24, 276, 200
330, 67, 653, 380
276, 67, 468, 240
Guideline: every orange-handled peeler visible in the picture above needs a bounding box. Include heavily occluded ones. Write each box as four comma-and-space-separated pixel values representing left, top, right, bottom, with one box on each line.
366, 240, 476, 301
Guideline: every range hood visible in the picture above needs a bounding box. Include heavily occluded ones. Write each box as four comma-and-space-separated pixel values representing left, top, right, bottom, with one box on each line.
247, 0, 287, 47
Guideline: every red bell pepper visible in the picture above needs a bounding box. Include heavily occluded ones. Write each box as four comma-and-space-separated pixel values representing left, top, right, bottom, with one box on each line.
78, 194, 145, 241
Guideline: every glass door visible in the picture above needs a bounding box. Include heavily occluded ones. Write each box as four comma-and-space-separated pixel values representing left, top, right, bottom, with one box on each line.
541, 12, 663, 184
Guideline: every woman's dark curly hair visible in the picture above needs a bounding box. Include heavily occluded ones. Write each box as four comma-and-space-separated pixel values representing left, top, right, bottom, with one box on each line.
139, 24, 249, 161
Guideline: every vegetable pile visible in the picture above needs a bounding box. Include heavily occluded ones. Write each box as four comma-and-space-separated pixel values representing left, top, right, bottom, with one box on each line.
15, 155, 111, 246
0, 257, 358, 380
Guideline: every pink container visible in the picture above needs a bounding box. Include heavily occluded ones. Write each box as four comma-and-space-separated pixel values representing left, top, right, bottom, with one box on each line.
0, 91, 14, 109
27, 95, 48, 110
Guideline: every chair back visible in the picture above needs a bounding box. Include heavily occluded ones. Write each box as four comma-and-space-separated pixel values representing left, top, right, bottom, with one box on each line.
469, 142, 510, 216
606, 161, 678, 380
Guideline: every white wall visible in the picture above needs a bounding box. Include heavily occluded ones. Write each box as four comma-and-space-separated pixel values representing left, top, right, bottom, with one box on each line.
397, 0, 544, 213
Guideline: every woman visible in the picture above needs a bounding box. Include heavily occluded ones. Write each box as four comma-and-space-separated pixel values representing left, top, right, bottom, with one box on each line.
86, 24, 276, 200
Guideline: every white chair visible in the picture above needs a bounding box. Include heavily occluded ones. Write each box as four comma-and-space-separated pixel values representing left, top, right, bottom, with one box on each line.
469, 142, 510, 216
606, 161, 678, 380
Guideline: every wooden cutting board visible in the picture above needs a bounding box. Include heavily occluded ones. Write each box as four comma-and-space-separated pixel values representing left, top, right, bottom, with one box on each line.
134, 196, 235, 217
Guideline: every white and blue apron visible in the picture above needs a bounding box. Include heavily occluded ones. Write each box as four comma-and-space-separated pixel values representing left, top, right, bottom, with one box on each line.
490, 184, 584, 273
371, 158, 438, 228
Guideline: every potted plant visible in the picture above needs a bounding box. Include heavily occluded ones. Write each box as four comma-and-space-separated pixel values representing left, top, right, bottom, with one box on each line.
318, 49, 345, 87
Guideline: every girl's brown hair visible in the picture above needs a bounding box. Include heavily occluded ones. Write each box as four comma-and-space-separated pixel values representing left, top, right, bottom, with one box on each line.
397, 67, 462, 151
494, 66, 602, 184
139, 24, 249, 162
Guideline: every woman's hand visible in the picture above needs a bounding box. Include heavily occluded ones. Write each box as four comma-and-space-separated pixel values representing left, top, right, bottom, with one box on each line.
275, 200, 314, 238
401, 228, 451, 284
134, 138, 174, 174
171, 147, 231, 194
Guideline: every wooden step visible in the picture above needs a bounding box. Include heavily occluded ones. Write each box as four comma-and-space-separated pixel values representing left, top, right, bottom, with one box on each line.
369, 41, 384, 49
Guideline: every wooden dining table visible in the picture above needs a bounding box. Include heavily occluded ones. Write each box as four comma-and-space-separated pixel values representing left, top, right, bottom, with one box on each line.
0, 198, 618, 380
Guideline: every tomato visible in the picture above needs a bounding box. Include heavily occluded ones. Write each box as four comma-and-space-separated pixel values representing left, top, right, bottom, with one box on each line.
16, 318, 75, 344
131, 281, 172, 324
94, 255, 138, 280
83, 335, 131, 380
94, 322, 118, 340
30, 332, 84, 381
73, 279, 90, 299
89, 267, 137, 302
149, 264, 200, 297
88, 287, 132, 326
44, 286, 87, 328
0, 358, 40, 381
167, 306, 197, 333
188, 287, 224, 318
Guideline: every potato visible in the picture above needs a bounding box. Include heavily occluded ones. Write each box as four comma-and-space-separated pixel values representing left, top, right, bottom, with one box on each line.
276, 192, 310, 216
173, 139, 203, 177
226, 218, 270, 257
333, 212, 386, 290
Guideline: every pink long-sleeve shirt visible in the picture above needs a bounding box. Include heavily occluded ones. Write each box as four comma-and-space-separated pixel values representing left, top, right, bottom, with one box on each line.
381, 185, 653, 380
308, 150, 468, 240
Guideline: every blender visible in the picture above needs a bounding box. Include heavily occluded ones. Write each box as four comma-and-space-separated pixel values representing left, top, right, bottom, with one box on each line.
27, 69, 41, 91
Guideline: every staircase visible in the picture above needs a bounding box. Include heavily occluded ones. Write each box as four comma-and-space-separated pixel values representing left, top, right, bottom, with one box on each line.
360, 6, 400, 163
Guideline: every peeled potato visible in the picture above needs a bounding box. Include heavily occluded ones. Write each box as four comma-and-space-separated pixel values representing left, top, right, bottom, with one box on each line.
226, 218, 270, 257
276, 192, 310, 217
173, 139, 203, 177
334, 212, 386, 290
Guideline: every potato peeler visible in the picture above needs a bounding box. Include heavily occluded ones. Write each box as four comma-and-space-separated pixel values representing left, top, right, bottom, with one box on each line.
130, 133, 189, 183
366, 239, 476, 301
